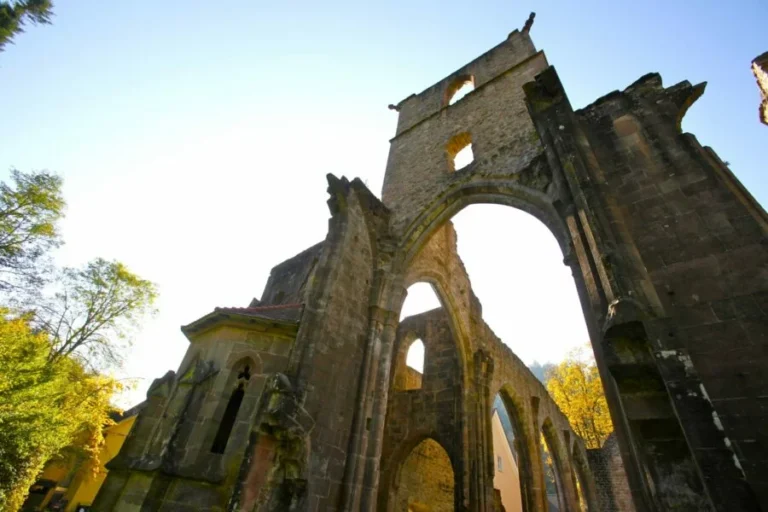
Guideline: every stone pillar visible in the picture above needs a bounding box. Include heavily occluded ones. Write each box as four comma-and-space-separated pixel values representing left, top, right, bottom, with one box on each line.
470, 349, 497, 511
358, 286, 405, 511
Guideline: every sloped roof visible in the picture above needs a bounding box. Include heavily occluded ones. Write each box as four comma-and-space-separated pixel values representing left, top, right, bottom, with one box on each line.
214, 303, 304, 323
181, 303, 303, 337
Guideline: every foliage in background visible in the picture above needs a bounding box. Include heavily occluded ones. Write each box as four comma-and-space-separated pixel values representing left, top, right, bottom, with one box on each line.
0, 311, 121, 511
0, 0, 53, 52
545, 346, 613, 449
0, 0, 52, 52
0, 169, 157, 510
35, 258, 158, 370
528, 360, 555, 386
0, 169, 64, 297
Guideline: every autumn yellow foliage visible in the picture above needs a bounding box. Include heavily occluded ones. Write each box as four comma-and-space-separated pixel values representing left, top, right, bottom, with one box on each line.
0, 311, 122, 511
545, 347, 613, 449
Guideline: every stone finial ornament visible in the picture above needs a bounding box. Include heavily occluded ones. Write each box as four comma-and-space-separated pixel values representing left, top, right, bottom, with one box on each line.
522, 12, 535, 34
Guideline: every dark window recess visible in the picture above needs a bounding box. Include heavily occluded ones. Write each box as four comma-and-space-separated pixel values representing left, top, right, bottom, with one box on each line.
211, 365, 251, 454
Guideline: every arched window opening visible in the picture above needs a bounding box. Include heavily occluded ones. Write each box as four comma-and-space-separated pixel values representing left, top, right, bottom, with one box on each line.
394, 438, 455, 511
452, 204, 591, 378
447, 132, 473, 171
541, 430, 562, 512
211, 365, 251, 454
492, 394, 524, 512
445, 74, 475, 105
396, 283, 442, 392
400, 282, 441, 320
404, 339, 425, 390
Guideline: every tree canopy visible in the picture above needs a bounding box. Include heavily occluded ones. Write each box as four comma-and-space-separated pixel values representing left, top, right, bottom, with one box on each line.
0, 169, 64, 297
0, 169, 157, 510
545, 347, 613, 449
36, 258, 158, 370
0, 311, 121, 511
0, 0, 53, 52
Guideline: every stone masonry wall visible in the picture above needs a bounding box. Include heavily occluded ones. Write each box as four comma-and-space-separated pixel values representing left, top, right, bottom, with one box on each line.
576, 74, 768, 508
382, 35, 549, 235
380, 308, 464, 510
267, 177, 380, 510
393, 30, 537, 136
586, 434, 636, 512
92, 322, 297, 511
259, 242, 323, 306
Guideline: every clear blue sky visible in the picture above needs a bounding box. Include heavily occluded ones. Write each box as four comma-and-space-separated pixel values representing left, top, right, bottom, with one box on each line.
1, 1, 765, 405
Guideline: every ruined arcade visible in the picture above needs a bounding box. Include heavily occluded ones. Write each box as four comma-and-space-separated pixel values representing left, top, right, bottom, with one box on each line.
93, 16, 768, 512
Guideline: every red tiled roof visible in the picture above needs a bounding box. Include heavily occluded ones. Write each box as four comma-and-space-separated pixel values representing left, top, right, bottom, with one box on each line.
214, 303, 303, 314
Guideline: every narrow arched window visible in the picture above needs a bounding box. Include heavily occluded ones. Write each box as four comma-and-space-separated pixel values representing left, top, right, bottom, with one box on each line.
445, 74, 475, 105
447, 132, 474, 171
404, 339, 425, 390
211, 365, 251, 454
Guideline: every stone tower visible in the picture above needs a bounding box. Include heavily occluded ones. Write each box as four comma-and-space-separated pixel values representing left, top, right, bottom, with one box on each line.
93, 17, 768, 512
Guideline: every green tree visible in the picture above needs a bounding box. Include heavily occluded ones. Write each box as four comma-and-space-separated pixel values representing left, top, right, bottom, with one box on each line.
0, 311, 121, 511
0, 0, 53, 52
0, 169, 64, 297
545, 347, 613, 449
0, 169, 157, 508
35, 258, 158, 370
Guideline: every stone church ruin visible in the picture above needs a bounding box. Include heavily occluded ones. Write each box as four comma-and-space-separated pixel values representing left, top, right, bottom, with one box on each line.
92, 15, 768, 512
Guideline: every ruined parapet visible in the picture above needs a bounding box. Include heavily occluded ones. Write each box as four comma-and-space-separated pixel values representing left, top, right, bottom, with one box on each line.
752, 51, 768, 125
586, 434, 636, 512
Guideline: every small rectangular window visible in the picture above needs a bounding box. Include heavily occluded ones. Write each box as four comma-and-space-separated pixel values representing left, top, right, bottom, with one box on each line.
497, 455, 503, 472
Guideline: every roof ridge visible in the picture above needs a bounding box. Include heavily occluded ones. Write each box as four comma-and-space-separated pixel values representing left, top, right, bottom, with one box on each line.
215, 303, 303, 312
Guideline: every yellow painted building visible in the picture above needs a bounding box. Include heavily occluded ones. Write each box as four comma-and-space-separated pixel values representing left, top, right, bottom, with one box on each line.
22, 405, 141, 512
492, 409, 523, 512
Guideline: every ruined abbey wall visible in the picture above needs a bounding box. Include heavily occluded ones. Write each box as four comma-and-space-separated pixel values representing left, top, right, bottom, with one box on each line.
93, 18, 767, 512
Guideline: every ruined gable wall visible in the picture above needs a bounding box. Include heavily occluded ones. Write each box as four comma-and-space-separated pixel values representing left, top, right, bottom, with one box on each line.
273, 177, 382, 510
259, 242, 323, 305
